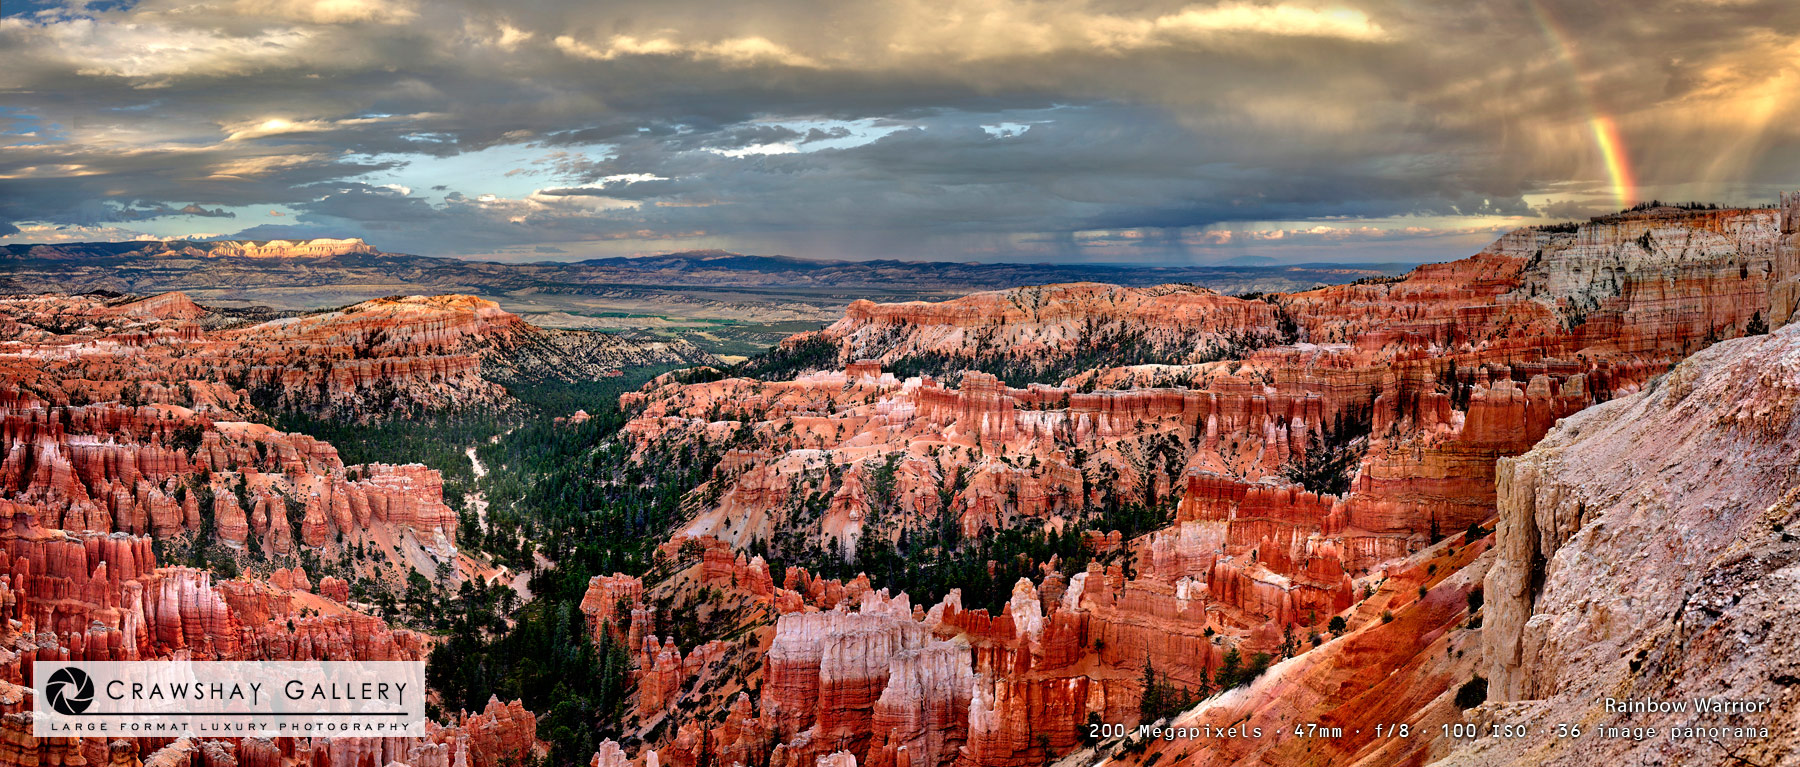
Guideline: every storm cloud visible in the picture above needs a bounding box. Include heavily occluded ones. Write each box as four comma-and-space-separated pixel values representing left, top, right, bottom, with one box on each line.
2, 0, 1798, 262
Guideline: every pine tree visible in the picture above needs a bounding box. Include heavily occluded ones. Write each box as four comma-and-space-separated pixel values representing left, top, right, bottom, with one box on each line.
1281, 429, 1361, 496
1138, 657, 1164, 722
1216, 646, 1242, 690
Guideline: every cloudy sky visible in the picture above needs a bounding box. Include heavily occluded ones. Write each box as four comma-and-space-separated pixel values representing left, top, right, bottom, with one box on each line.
2, 0, 1797, 263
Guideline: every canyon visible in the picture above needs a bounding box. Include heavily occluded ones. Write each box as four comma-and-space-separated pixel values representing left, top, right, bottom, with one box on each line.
0, 289, 711, 766
580, 202, 1800, 767
0, 411, 544, 766
3, 200, 1799, 767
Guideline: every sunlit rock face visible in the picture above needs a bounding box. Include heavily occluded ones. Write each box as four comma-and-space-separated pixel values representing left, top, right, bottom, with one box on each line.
828, 282, 1285, 368
1461, 322, 1800, 767
0, 288, 712, 576
616, 205, 1800, 767
198, 238, 379, 259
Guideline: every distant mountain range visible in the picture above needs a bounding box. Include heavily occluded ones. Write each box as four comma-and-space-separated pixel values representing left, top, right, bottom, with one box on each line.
0, 238, 1415, 358
0, 238, 1412, 303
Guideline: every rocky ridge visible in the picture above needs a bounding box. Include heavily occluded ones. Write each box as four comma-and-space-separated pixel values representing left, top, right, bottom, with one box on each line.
1, 237, 378, 261
0, 291, 713, 417
0, 242, 1405, 297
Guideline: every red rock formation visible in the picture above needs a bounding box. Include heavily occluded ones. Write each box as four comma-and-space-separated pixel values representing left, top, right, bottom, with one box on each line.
0, 292, 715, 767
440, 696, 540, 767
0, 290, 707, 421
868, 639, 974, 767
615, 204, 1800, 767
581, 573, 646, 644
830, 283, 1282, 370
0, 492, 537, 766
638, 635, 685, 715
0, 393, 459, 555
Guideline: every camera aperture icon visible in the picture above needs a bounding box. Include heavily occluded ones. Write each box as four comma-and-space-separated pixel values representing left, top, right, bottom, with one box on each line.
45, 667, 93, 715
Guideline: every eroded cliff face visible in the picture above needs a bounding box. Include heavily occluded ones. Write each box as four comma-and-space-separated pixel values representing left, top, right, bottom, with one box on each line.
633, 206, 1798, 584
0, 290, 703, 767
1459, 323, 1800, 767
0, 291, 712, 418
0, 420, 539, 764
0, 391, 460, 555
0, 499, 540, 767
600, 204, 1800, 767
827, 283, 1284, 369
1127, 535, 1492, 767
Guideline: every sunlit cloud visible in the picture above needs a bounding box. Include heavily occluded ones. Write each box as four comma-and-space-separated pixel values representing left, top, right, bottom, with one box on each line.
553, 34, 820, 68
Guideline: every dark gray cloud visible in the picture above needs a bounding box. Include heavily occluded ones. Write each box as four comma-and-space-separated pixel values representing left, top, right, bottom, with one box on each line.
177, 204, 235, 218
111, 202, 237, 220
1, 0, 1797, 260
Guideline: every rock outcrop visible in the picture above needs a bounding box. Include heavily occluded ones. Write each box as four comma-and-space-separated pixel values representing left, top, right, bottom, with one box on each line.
0, 290, 595, 766
1457, 322, 1800, 766
0, 394, 458, 553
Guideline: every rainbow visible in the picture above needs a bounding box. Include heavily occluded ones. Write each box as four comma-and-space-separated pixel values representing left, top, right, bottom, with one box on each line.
1527, 0, 1637, 210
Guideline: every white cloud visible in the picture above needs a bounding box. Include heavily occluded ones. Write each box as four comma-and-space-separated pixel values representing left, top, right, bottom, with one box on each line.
707, 143, 799, 158
1, 223, 162, 244
526, 191, 640, 211
600, 173, 670, 185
